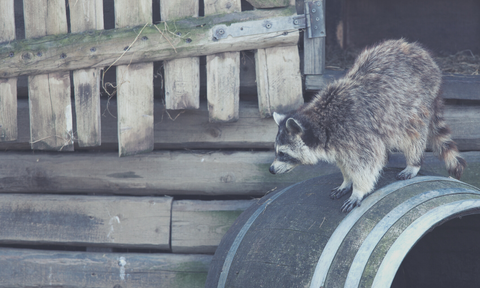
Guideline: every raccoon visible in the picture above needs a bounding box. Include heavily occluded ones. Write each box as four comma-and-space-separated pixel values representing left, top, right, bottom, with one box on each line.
269, 39, 466, 213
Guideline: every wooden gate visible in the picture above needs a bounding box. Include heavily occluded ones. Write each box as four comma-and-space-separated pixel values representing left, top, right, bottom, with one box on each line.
0, 0, 325, 156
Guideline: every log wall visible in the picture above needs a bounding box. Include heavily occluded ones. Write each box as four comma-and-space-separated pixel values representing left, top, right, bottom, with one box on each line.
0, 0, 480, 287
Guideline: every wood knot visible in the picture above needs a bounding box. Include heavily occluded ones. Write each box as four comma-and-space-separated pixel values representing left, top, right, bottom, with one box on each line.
207, 127, 222, 138
220, 173, 235, 183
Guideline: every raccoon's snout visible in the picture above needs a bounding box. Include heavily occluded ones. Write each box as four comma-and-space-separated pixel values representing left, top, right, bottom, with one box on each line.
269, 165, 276, 174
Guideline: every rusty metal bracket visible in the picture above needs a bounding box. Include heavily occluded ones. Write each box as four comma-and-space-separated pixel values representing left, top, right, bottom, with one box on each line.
211, 1, 325, 40
212, 15, 306, 40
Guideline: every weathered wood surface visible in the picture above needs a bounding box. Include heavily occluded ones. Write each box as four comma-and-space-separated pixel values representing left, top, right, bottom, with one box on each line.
246, 0, 290, 8
256, 45, 304, 117
161, 0, 200, 110
24, 0, 74, 151
0, 7, 299, 78
0, 150, 331, 195
0, 0, 17, 142
1, 99, 480, 151
306, 71, 480, 101
115, 0, 154, 156
69, 0, 103, 147
171, 199, 255, 254
0, 194, 172, 249
0, 248, 211, 288
1, 150, 480, 195
205, 0, 241, 122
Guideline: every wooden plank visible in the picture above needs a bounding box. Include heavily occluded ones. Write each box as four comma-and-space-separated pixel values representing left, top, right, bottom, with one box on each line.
0, 150, 336, 196
255, 45, 304, 118
115, 0, 154, 156
205, 0, 241, 122
246, 0, 290, 8
0, 194, 172, 249
0, 248, 211, 288
2, 99, 480, 151
0, 0, 17, 142
441, 74, 480, 100
161, 0, 200, 110
2, 150, 480, 195
69, 0, 103, 147
23, 0, 74, 151
171, 199, 254, 254
0, 7, 300, 78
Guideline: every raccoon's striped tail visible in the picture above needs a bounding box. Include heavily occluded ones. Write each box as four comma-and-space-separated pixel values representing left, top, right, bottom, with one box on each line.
428, 96, 467, 179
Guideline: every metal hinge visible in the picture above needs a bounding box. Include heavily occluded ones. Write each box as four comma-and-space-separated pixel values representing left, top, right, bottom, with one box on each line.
304, 1, 326, 38
211, 1, 325, 40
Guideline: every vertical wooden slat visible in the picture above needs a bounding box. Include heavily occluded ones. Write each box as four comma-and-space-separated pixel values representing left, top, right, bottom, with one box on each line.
24, 0, 74, 151
114, 0, 154, 156
205, 0, 241, 123
160, 0, 200, 110
0, 0, 17, 142
69, 0, 104, 147
255, 45, 303, 118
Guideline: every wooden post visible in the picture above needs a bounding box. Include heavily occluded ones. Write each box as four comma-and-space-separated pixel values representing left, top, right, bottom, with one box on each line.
160, 0, 200, 110
205, 0, 241, 122
23, 0, 74, 151
303, 0, 326, 91
0, 0, 17, 142
255, 45, 303, 118
68, 0, 103, 147
114, 0, 154, 156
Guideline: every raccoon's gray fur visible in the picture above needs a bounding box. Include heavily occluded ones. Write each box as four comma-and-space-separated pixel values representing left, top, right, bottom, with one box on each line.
269, 39, 466, 213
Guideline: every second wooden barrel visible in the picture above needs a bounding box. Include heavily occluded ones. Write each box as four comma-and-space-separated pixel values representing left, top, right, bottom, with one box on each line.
205, 168, 480, 288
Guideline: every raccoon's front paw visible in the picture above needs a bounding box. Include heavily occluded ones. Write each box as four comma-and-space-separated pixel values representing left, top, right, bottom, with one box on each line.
330, 186, 352, 199
341, 196, 362, 213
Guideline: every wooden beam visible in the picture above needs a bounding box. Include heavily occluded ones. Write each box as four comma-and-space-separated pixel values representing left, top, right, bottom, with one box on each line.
69, 0, 103, 147
0, 150, 335, 195
1, 150, 480, 195
0, 194, 172, 249
255, 45, 304, 118
24, 0, 74, 151
0, 0, 17, 142
205, 0, 241, 122
161, 0, 200, 110
0, 7, 300, 79
0, 248, 211, 288
115, 0, 154, 156
1, 99, 480, 151
171, 199, 254, 253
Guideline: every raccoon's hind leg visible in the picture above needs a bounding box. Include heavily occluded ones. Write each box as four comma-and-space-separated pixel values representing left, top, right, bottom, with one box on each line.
330, 167, 353, 199
397, 129, 428, 180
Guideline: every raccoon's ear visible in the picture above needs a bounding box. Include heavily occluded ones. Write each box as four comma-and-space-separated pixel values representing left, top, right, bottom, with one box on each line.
273, 112, 286, 126
286, 118, 304, 135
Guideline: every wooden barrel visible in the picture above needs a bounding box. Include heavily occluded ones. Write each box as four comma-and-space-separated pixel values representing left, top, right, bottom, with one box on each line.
205, 168, 480, 288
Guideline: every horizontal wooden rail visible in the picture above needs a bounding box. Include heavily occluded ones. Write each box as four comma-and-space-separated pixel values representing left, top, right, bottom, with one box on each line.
0, 151, 479, 196
0, 194, 172, 249
0, 7, 298, 79
1, 98, 479, 151
0, 248, 211, 288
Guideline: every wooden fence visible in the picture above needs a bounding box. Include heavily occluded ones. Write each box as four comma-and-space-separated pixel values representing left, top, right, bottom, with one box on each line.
0, 0, 480, 287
